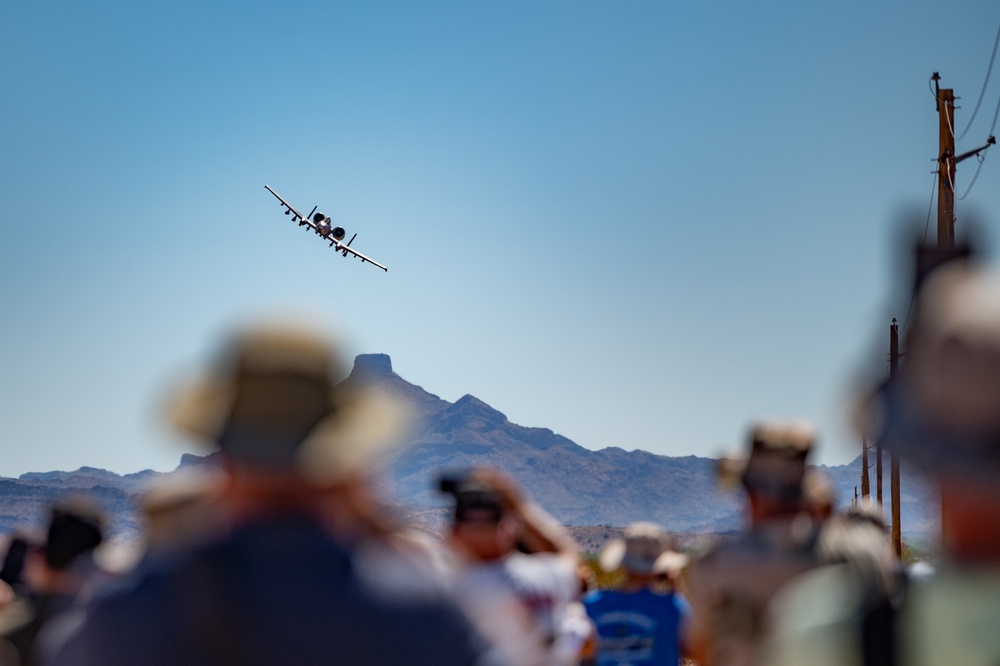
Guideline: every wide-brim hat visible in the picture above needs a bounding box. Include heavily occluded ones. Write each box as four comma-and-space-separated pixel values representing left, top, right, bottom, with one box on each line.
857, 263, 1000, 479
716, 420, 814, 501
599, 522, 689, 576
167, 321, 408, 485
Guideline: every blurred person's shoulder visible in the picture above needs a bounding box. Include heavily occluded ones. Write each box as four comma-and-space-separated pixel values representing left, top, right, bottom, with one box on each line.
761, 563, 867, 666
696, 517, 820, 571
506, 552, 579, 600
354, 529, 455, 598
60, 520, 492, 666
899, 564, 1000, 666
507, 551, 576, 581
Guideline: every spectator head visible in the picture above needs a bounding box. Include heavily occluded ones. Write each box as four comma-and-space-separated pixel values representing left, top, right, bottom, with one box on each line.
167, 320, 406, 488
858, 262, 1000, 560
861, 263, 1000, 484
803, 470, 835, 521
599, 522, 688, 581
45, 496, 105, 571
444, 478, 517, 561
718, 420, 815, 522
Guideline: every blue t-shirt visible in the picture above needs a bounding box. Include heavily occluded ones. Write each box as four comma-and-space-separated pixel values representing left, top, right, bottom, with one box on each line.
584, 588, 690, 666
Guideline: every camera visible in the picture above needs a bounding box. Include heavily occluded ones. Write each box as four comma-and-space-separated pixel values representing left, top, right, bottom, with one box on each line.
438, 474, 468, 495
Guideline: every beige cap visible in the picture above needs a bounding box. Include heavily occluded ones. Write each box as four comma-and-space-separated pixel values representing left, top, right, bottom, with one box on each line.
717, 419, 815, 501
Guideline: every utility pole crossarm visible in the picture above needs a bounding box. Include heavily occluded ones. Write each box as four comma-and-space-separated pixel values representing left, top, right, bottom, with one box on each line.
954, 135, 997, 164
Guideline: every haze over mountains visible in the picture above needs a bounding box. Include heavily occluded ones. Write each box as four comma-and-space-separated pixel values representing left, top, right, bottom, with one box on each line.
0, 354, 937, 542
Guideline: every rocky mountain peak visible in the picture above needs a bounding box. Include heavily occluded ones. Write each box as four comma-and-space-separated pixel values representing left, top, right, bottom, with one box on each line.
351, 353, 394, 379
453, 394, 506, 417
438, 394, 508, 432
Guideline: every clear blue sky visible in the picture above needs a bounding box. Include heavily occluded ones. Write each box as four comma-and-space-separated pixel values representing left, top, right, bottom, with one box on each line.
3, 1, 1000, 476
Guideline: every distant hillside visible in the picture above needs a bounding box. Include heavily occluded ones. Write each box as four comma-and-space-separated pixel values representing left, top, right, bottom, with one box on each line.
362, 355, 936, 536
0, 354, 939, 543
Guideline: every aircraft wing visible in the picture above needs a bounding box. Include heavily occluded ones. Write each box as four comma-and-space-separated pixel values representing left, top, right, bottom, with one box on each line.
335, 243, 388, 272
267, 184, 388, 272
264, 185, 317, 231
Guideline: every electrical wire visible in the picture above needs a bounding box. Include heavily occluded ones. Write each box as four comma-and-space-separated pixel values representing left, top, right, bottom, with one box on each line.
901, 288, 918, 336
958, 151, 989, 200
957, 20, 1000, 141
990, 80, 1000, 136
901, 174, 939, 336
921, 172, 937, 244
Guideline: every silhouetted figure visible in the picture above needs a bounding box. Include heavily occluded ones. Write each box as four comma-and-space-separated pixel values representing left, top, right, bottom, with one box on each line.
761, 497, 901, 666
47, 321, 492, 666
687, 420, 822, 666
768, 261, 1000, 666
442, 469, 585, 666
0, 536, 31, 590
876, 263, 1000, 665
0, 497, 107, 666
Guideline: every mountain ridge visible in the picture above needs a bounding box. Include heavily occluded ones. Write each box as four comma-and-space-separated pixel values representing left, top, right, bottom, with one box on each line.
0, 354, 937, 542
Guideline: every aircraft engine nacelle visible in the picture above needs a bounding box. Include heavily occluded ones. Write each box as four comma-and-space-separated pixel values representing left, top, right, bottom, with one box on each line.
312, 212, 332, 237
331, 226, 346, 241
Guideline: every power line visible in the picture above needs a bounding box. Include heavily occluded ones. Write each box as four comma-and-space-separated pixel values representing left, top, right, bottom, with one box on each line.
957, 20, 1000, 141
958, 151, 989, 200
990, 76, 1000, 135
901, 174, 939, 336
922, 171, 937, 243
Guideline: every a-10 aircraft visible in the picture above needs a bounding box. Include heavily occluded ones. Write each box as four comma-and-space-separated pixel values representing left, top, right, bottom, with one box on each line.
264, 185, 387, 272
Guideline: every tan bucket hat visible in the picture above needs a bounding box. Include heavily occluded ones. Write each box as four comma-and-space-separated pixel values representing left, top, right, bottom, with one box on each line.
167, 321, 407, 485
599, 522, 689, 576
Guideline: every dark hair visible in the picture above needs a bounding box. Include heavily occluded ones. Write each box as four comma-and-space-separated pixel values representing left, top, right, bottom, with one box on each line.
0, 537, 29, 586
45, 498, 105, 571
438, 476, 504, 523
454, 488, 504, 523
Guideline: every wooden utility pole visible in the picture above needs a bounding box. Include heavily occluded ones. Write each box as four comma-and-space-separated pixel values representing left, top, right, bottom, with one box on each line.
861, 436, 870, 498
876, 428, 883, 507
934, 73, 956, 248
933, 73, 995, 247
889, 318, 902, 558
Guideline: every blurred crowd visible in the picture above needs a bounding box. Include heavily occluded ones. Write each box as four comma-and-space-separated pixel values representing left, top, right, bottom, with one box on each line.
1, 245, 999, 665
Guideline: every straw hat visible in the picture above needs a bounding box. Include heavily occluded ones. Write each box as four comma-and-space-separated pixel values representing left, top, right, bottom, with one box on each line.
167, 321, 407, 485
599, 522, 689, 576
